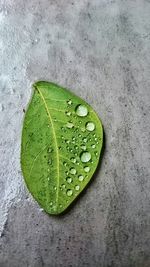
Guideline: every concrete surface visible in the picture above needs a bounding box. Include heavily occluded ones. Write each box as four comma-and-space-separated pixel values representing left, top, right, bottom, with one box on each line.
0, 0, 150, 266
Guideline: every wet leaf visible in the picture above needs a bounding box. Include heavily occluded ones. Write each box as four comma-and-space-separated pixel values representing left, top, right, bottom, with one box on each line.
21, 81, 103, 214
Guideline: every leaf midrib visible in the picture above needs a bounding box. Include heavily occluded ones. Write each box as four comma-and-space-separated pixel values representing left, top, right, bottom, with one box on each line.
37, 87, 60, 208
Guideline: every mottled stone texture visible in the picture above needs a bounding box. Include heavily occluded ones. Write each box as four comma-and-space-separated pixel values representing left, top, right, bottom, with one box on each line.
0, 0, 150, 266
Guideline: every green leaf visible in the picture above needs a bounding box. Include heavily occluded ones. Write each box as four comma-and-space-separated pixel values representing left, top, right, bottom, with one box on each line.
21, 81, 103, 215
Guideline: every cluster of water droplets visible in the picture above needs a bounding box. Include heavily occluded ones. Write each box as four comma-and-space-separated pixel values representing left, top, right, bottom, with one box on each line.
46, 98, 101, 211
58, 99, 100, 205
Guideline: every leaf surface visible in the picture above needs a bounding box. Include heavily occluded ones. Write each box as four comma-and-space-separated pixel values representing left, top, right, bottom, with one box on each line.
21, 81, 103, 214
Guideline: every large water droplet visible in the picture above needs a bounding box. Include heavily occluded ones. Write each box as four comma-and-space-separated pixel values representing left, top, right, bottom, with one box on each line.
66, 189, 73, 196
70, 168, 76, 175
78, 175, 84, 182
84, 166, 90, 172
66, 122, 74, 128
66, 177, 72, 184
86, 122, 95, 131
80, 151, 91, 163
75, 185, 80, 191
75, 105, 88, 117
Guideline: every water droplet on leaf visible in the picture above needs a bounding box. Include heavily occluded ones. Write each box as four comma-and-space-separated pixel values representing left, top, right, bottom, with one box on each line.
65, 111, 71, 116
75, 105, 88, 117
67, 99, 72, 105
86, 122, 95, 131
84, 166, 90, 172
81, 144, 86, 150
71, 157, 76, 163
70, 168, 76, 175
66, 122, 74, 128
78, 175, 84, 182
66, 177, 72, 183
75, 185, 80, 191
80, 151, 91, 163
67, 189, 73, 196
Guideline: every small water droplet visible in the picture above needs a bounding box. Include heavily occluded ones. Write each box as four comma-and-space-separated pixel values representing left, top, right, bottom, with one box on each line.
71, 157, 76, 163
61, 127, 65, 131
66, 122, 74, 128
75, 104, 88, 117
81, 144, 86, 150
50, 202, 53, 206
48, 148, 52, 153
81, 127, 85, 132
48, 159, 52, 165
65, 171, 69, 175
59, 204, 62, 208
66, 146, 70, 150
72, 137, 75, 141
59, 146, 61, 150
67, 99, 72, 105
84, 166, 90, 172
78, 134, 82, 137
95, 137, 98, 141
80, 151, 91, 163
63, 162, 67, 166
62, 184, 66, 189
65, 139, 70, 144
83, 137, 87, 143
66, 189, 73, 196
95, 151, 98, 156
66, 177, 72, 183
54, 186, 57, 191
48, 177, 50, 181
65, 111, 72, 116
79, 121, 82, 124
70, 168, 76, 175
78, 175, 84, 182
91, 144, 96, 148
75, 185, 80, 191
74, 145, 78, 150
48, 168, 50, 172
86, 122, 95, 131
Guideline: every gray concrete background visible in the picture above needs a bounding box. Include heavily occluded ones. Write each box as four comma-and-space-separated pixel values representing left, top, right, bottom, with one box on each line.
0, 0, 150, 266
